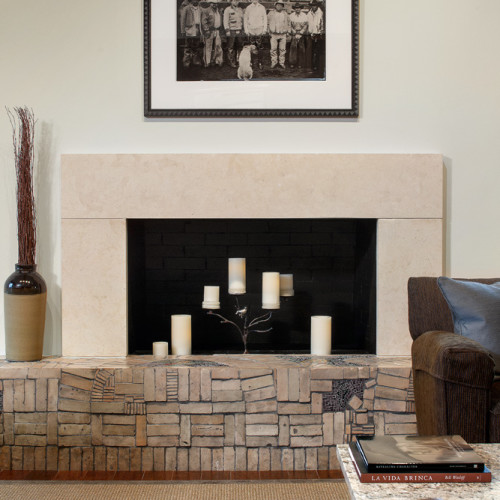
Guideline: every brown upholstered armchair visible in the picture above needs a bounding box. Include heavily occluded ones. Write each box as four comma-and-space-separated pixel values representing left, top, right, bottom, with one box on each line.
408, 277, 500, 443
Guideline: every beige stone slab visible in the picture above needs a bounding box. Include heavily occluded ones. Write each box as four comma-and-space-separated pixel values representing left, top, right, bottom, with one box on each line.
61, 154, 443, 220
62, 218, 127, 356
377, 218, 443, 356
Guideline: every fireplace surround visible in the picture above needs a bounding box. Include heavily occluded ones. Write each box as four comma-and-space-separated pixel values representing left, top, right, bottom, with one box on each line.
61, 154, 444, 357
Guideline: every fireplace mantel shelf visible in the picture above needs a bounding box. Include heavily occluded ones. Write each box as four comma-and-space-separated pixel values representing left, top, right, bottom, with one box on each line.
0, 354, 411, 373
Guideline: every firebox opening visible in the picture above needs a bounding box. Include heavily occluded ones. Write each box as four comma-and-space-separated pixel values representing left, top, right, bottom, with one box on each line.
127, 219, 376, 355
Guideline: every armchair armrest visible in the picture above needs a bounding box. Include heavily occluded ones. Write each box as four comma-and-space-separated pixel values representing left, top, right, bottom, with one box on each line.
412, 330, 495, 442
412, 330, 495, 389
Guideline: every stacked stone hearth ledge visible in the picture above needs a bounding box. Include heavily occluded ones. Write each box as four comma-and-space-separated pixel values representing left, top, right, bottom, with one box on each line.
0, 355, 415, 472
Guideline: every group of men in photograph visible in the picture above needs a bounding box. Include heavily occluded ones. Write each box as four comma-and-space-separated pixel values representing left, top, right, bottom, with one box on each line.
179, 0, 325, 75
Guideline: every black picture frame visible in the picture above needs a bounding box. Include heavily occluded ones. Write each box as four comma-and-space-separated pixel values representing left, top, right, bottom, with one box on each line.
144, 1, 359, 118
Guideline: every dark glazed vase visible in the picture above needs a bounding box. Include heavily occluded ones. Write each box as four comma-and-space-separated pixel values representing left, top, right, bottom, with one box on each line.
4, 264, 47, 361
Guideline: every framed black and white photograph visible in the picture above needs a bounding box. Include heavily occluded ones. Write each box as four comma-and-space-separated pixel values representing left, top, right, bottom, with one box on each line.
144, 1, 358, 118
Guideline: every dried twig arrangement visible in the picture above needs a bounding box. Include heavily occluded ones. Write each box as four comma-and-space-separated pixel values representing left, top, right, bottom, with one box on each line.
7, 106, 37, 266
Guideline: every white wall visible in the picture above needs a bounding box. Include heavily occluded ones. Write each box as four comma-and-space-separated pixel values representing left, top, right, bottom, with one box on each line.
1, 0, 500, 356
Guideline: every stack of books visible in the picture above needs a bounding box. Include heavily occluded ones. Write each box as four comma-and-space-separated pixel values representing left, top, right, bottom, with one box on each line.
350, 435, 491, 484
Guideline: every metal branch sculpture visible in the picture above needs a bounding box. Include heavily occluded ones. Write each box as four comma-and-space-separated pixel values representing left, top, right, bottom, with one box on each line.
207, 296, 272, 354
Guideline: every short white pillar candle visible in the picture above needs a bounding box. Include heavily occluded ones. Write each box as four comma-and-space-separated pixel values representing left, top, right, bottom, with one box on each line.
280, 274, 294, 297
202, 285, 220, 309
311, 316, 332, 355
171, 314, 192, 355
262, 272, 281, 309
152, 341, 168, 357
228, 258, 246, 295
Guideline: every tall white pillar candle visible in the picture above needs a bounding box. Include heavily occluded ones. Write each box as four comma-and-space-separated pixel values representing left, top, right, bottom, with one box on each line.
280, 274, 294, 296
202, 285, 220, 309
262, 272, 281, 309
228, 258, 246, 295
152, 341, 168, 357
171, 314, 192, 355
311, 316, 332, 355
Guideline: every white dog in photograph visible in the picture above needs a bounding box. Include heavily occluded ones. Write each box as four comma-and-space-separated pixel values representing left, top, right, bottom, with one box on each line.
237, 44, 257, 81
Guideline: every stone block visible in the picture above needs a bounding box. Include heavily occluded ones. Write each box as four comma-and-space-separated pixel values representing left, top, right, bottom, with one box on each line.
282, 449, 294, 471
246, 400, 277, 413
147, 436, 179, 447
192, 424, 224, 436
271, 448, 281, 471
155, 367, 167, 402
259, 448, 270, 471
288, 369, 300, 401
246, 413, 278, 424
192, 436, 224, 447
136, 415, 147, 447
375, 386, 408, 400
212, 448, 223, 471
333, 412, 345, 444
102, 415, 135, 424
223, 447, 234, 471
91, 402, 125, 414
15, 412, 47, 423
61, 372, 94, 391
299, 369, 311, 402
294, 448, 305, 470
200, 368, 211, 401
211, 368, 239, 380
118, 447, 130, 471
47, 413, 58, 445
278, 415, 290, 446
177, 448, 188, 471
278, 402, 310, 415
290, 424, 322, 436
147, 424, 181, 436
147, 413, 180, 424
179, 402, 212, 414
165, 447, 177, 471
14, 423, 46, 435
189, 368, 201, 402
213, 401, 245, 413
318, 447, 329, 470
59, 423, 92, 435
243, 385, 276, 402
189, 447, 201, 471
153, 447, 164, 471
241, 375, 274, 392
59, 399, 91, 413
191, 414, 224, 425
115, 383, 143, 396
374, 399, 407, 412
201, 447, 212, 471
180, 414, 191, 447
91, 415, 103, 446
143, 369, 155, 401
306, 447, 318, 470
311, 392, 323, 413
35, 378, 48, 411
59, 385, 91, 401
235, 447, 247, 471
234, 413, 246, 446
102, 424, 136, 436
239, 369, 272, 379
2, 380, 13, 412
47, 379, 59, 411
290, 436, 322, 447
246, 424, 279, 436
311, 379, 332, 392
342, 367, 359, 379
224, 414, 235, 446
276, 368, 288, 401
247, 448, 258, 471
212, 390, 243, 402
212, 379, 240, 391
385, 423, 417, 435
58, 413, 91, 424
348, 395, 363, 410
147, 402, 180, 413
58, 435, 92, 447
290, 414, 322, 425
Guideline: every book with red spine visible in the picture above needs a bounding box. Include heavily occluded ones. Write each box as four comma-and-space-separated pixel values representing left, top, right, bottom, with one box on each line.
349, 443, 491, 483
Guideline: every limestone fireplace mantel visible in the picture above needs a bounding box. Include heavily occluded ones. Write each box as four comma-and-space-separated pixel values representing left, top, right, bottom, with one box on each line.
61, 154, 444, 357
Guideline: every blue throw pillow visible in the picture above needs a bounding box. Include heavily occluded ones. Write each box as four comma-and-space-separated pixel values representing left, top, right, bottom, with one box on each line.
437, 277, 500, 355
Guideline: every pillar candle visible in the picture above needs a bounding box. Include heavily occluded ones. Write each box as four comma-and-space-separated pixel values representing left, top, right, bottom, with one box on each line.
311, 316, 332, 355
280, 274, 294, 296
152, 341, 168, 357
262, 272, 280, 309
202, 285, 220, 309
228, 258, 246, 295
171, 314, 192, 355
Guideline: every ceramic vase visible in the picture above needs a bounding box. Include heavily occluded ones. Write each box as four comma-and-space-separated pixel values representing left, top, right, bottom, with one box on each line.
4, 264, 47, 361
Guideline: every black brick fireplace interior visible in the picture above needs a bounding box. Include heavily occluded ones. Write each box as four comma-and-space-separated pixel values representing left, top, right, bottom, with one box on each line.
127, 219, 376, 355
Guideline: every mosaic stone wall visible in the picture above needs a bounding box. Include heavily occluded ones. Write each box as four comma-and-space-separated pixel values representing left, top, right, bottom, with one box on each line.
0, 355, 416, 471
